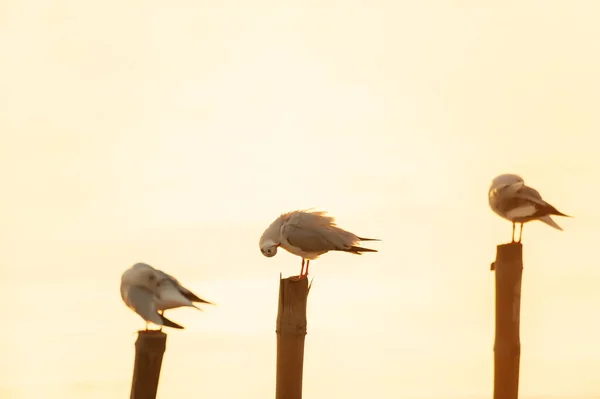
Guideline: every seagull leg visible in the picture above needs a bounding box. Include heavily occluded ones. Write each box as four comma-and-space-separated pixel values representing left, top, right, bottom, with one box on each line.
511, 223, 516, 242
305, 260, 310, 276
158, 311, 164, 331
517, 223, 524, 243
291, 259, 305, 281
145, 321, 149, 331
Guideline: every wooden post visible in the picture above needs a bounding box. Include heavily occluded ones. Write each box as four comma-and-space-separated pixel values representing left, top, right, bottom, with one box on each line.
275, 275, 310, 399
491, 242, 523, 399
130, 330, 168, 399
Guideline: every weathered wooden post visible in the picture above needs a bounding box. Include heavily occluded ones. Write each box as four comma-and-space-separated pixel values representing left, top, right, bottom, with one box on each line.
129, 330, 168, 399
490, 242, 523, 399
275, 274, 310, 399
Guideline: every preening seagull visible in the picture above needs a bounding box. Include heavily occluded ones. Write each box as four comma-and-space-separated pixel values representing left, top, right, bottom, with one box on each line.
120, 263, 184, 330
488, 173, 571, 242
120, 263, 214, 331
259, 209, 380, 278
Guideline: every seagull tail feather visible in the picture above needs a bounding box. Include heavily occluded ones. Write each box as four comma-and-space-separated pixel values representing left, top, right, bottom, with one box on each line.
357, 236, 381, 242
539, 215, 563, 231
184, 292, 214, 305
159, 314, 185, 329
544, 203, 572, 218
552, 209, 572, 218
343, 246, 378, 255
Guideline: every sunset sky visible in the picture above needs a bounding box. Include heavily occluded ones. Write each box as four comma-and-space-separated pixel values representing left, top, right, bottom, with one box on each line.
1, 1, 600, 398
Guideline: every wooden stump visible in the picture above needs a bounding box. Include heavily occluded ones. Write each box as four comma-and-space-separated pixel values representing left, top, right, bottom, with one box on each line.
492, 242, 523, 399
130, 330, 167, 399
275, 275, 309, 399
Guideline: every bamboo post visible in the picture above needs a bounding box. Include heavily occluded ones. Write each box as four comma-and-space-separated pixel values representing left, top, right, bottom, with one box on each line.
490, 242, 523, 399
130, 330, 168, 399
275, 275, 310, 399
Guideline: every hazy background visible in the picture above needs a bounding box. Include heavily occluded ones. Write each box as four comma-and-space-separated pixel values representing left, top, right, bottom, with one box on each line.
1, 1, 599, 398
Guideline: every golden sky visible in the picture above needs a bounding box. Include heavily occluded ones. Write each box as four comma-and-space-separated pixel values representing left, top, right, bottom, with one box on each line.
1, 1, 600, 398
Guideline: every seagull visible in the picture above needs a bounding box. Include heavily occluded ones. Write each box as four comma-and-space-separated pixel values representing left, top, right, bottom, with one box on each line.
120, 263, 184, 330
120, 263, 214, 330
488, 173, 571, 242
259, 209, 379, 278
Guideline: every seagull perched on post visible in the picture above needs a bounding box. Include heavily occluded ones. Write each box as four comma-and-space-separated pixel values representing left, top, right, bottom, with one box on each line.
488, 173, 571, 243
120, 263, 214, 330
259, 209, 380, 278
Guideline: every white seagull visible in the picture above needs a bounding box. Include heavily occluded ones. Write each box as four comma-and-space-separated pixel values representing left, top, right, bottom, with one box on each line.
488, 173, 571, 242
259, 209, 379, 278
120, 263, 184, 330
120, 263, 213, 330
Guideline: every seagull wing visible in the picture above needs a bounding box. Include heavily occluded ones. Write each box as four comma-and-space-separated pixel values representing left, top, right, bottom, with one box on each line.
155, 270, 214, 305
282, 223, 338, 253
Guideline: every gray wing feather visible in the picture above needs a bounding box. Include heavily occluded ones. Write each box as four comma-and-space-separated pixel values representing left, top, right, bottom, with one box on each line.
288, 210, 335, 229
156, 270, 185, 292
515, 186, 549, 206
155, 269, 172, 281
282, 224, 337, 252
126, 286, 163, 325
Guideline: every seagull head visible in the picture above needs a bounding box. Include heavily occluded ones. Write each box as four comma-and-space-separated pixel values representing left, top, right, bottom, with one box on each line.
259, 215, 287, 258
260, 239, 280, 258
489, 173, 525, 195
